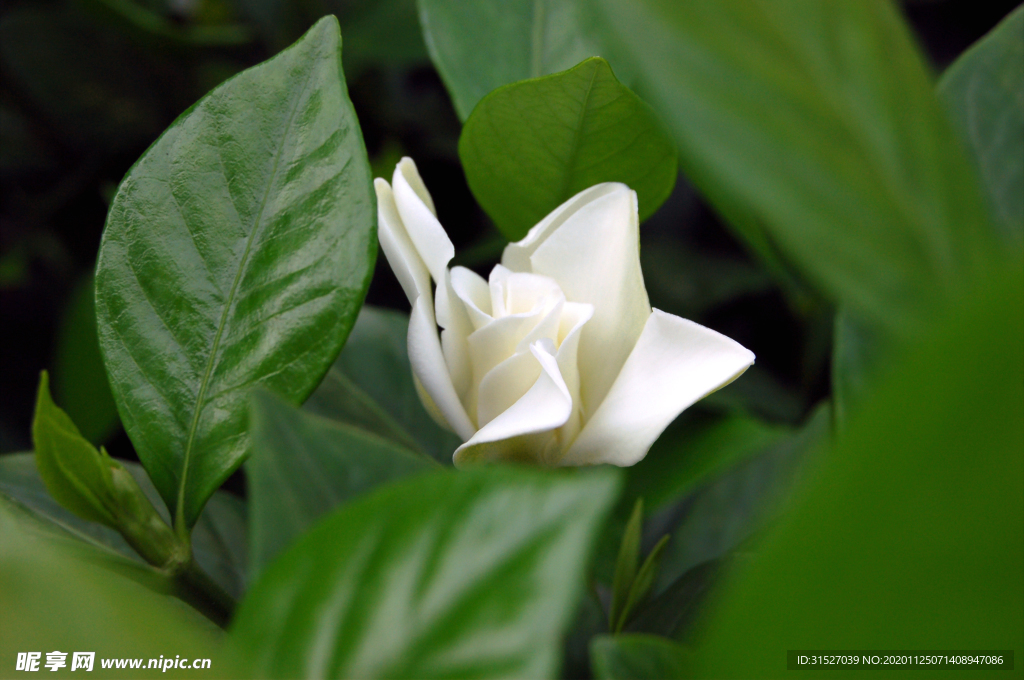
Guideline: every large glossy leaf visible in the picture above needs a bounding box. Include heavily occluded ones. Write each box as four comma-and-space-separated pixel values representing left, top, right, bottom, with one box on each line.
231, 466, 621, 679
590, 634, 688, 680
95, 16, 375, 529
417, 0, 602, 120
459, 57, 677, 240
0, 452, 249, 599
305, 305, 462, 463
592, 0, 997, 334
684, 265, 1023, 677
248, 390, 436, 576
939, 4, 1024, 244
1, 499, 231, 677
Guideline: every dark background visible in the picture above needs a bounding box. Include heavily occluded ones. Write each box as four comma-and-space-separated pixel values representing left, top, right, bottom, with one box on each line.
1, 0, 1018, 470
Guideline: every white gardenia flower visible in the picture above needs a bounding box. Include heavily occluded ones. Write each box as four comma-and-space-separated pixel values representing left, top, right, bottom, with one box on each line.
376, 157, 755, 467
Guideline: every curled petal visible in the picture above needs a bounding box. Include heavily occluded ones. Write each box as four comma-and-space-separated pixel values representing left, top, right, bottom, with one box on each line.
375, 178, 431, 308
453, 341, 573, 467
392, 158, 454, 287
439, 271, 474, 400
550, 301, 594, 456
561, 309, 755, 467
451, 266, 492, 330
523, 184, 651, 416
502, 183, 625, 273
408, 296, 476, 441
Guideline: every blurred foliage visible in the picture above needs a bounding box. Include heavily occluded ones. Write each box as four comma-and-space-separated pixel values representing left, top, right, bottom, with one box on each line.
938, 4, 1024, 244
686, 261, 1023, 679
1, 495, 232, 677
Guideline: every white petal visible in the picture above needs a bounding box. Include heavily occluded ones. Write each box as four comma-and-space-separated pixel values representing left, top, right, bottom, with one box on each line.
524, 184, 651, 415
475, 350, 541, 427
450, 266, 492, 330
502, 183, 625, 273
561, 309, 755, 467
467, 309, 545, 395
413, 373, 456, 432
453, 341, 573, 467
503, 272, 562, 315
549, 301, 594, 456
407, 295, 475, 441
438, 270, 474, 399
375, 178, 430, 308
392, 158, 453, 284
394, 156, 437, 216
488, 265, 511, 318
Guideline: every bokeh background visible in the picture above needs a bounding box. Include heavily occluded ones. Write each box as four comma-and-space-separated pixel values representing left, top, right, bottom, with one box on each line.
0, 0, 1017, 477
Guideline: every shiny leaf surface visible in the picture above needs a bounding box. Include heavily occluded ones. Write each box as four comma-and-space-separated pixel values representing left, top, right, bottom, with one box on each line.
231, 466, 621, 679
95, 16, 375, 528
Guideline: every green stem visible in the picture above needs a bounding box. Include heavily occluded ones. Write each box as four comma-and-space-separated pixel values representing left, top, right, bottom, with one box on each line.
171, 558, 235, 629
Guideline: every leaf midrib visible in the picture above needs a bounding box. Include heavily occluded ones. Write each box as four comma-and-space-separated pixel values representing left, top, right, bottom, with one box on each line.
175, 65, 316, 532
556, 61, 601, 206
530, 0, 546, 79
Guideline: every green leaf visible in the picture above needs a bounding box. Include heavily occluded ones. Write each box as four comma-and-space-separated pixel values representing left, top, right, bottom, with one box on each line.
303, 367, 424, 453
0, 452, 135, 558
231, 466, 621, 679
593, 0, 998, 334
592, 412, 793, 586
0, 498, 230, 677
459, 57, 677, 240
95, 16, 376, 530
32, 372, 117, 527
305, 305, 462, 463
191, 491, 249, 600
655, 405, 832, 591
618, 534, 670, 632
52, 274, 121, 445
590, 634, 688, 680
939, 4, 1024, 244
248, 390, 436, 576
0, 452, 249, 600
685, 264, 1023, 677
610, 498, 643, 632
832, 307, 888, 432
418, 0, 602, 120
624, 413, 792, 516
626, 559, 720, 639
